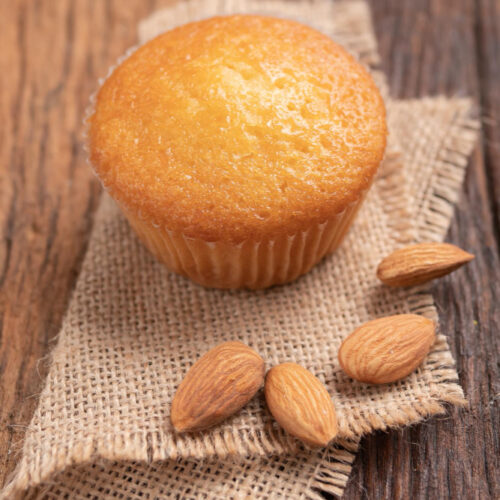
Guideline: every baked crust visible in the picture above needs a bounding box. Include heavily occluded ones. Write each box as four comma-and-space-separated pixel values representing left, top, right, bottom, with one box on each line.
89, 15, 387, 242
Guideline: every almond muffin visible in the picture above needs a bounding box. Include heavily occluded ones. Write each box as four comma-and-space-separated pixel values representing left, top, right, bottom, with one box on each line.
88, 15, 387, 288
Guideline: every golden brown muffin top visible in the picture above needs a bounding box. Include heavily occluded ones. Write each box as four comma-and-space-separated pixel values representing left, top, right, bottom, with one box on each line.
89, 15, 387, 242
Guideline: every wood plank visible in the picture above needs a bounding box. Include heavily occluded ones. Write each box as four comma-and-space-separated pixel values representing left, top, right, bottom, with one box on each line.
476, 0, 500, 236
343, 1, 499, 498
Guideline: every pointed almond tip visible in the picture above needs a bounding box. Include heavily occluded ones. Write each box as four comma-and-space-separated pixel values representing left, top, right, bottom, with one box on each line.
305, 436, 333, 448
464, 250, 475, 261
449, 243, 475, 262
172, 423, 184, 433
316, 428, 339, 448
170, 413, 186, 433
171, 412, 199, 433
304, 420, 339, 448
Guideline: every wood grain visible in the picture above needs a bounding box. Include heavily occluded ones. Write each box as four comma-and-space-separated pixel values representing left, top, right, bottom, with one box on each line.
0, 0, 154, 486
0, 1, 498, 498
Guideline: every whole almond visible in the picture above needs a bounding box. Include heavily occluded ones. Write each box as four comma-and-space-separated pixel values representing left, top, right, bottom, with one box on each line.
171, 341, 265, 432
377, 242, 474, 287
265, 363, 338, 447
338, 314, 436, 384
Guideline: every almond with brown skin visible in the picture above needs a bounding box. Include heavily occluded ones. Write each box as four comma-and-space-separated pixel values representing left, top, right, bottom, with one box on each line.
171, 341, 265, 432
377, 242, 474, 287
338, 314, 436, 384
265, 363, 338, 447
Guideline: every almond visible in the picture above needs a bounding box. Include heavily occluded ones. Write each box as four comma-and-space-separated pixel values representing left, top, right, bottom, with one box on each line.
377, 242, 474, 287
265, 363, 338, 447
338, 314, 436, 384
171, 341, 265, 432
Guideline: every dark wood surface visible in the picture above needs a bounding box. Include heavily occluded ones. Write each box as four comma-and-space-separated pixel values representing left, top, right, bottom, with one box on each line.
0, 1, 498, 498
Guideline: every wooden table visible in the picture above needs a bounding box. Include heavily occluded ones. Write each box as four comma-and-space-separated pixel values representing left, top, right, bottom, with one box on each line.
1, 1, 498, 498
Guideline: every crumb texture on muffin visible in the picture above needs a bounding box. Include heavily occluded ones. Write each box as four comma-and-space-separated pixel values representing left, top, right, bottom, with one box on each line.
89, 15, 387, 242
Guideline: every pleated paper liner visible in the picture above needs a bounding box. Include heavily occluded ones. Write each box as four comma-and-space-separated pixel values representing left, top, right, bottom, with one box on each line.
121, 191, 367, 289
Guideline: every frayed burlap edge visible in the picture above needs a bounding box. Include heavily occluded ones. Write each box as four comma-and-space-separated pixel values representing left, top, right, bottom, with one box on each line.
25, 438, 361, 500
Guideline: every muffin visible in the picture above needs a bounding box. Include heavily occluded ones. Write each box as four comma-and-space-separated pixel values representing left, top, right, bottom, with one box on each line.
88, 15, 387, 289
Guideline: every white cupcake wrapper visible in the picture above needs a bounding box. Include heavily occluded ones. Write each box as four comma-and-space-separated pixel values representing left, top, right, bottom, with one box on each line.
121, 192, 367, 289
84, 16, 377, 289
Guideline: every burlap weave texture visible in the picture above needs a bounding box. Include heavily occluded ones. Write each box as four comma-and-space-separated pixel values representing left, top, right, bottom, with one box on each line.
2, 1, 479, 498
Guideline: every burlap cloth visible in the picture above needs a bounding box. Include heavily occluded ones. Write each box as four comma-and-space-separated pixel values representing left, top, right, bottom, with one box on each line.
2, 1, 480, 498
